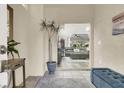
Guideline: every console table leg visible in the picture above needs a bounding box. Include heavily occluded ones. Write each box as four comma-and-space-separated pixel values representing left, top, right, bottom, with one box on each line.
23, 64, 25, 88
12, 71, 15, 88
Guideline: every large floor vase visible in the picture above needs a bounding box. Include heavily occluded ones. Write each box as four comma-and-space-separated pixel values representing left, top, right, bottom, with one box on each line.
47, 61, 56, 74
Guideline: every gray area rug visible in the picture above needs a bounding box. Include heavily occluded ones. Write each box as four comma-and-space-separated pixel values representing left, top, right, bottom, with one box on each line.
35, 78, 92, 88
35, 72, 93, 88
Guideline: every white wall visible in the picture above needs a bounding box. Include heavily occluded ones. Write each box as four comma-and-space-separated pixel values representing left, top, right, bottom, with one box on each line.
94, 5, 124, 74
27, 5, 45, 76
10, 4, 45, 85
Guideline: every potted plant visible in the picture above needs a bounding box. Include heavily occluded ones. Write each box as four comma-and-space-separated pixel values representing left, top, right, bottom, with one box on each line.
40, 19, 59, 74
7, 40, 20, 59
82, 42, 89, 51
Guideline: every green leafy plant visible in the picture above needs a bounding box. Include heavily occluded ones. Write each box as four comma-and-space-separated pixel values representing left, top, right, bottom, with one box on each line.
40, 19, 60, 62
83, 42, 89, 48
72, 42, 82, 49
7, 40, 20, 59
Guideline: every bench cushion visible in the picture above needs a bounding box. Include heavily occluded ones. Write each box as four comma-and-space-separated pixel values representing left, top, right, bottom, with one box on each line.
91, 68, 124, 88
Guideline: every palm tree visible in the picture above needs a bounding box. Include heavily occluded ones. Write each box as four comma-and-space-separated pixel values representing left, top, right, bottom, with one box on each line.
40, 19, 59, 62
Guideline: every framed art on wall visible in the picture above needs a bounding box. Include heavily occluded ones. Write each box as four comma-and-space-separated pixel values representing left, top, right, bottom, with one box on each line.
112, 12, 124, 35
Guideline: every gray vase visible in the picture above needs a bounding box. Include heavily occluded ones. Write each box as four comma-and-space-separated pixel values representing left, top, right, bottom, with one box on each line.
47, 61, 56, 74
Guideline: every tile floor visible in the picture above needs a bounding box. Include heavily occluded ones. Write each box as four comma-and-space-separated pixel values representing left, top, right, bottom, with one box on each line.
24, 57, 94, 88
57, 57, 90, 71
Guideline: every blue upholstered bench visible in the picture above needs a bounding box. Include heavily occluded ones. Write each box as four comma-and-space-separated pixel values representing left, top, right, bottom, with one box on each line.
91, 68, 124, 88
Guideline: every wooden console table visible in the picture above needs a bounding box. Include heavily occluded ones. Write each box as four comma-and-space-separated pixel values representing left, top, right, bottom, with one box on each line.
2, 58, 26, 88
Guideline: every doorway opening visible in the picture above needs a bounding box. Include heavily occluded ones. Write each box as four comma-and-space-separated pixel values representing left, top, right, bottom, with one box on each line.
57, 23, 91, 71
